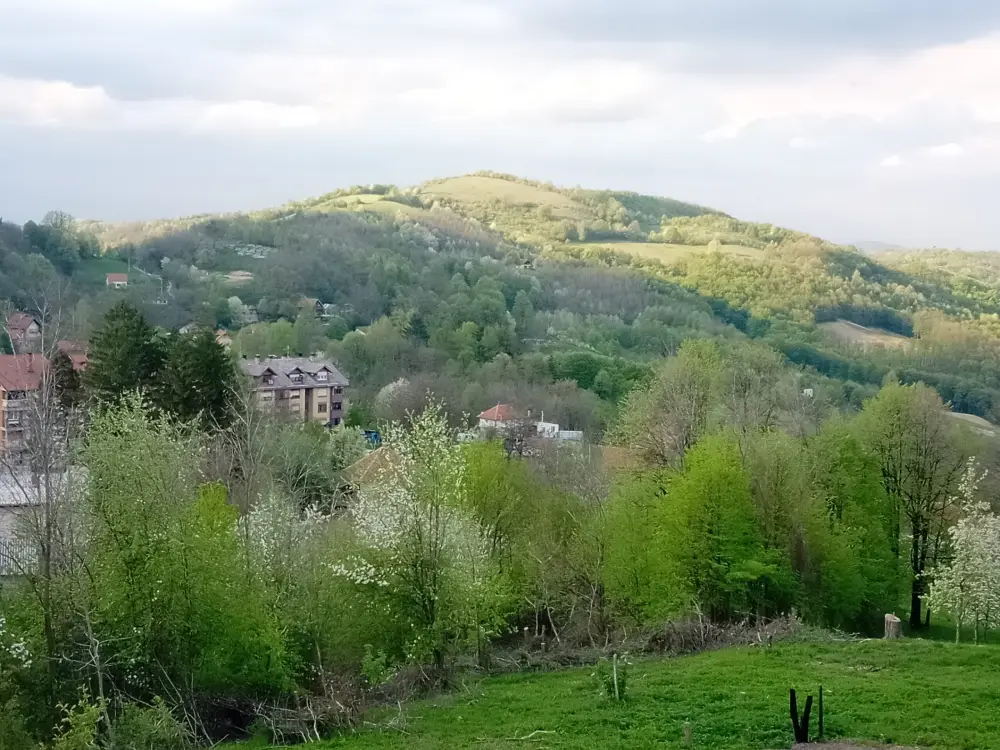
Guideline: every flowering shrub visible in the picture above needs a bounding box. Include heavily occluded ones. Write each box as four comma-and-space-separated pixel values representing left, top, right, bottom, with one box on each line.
332, 405, 511, 666
927, 460, 1000, 642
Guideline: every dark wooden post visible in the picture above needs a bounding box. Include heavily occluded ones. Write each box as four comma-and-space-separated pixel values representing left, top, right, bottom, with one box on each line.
790, 688, 813, 743
818, 685, 824, 740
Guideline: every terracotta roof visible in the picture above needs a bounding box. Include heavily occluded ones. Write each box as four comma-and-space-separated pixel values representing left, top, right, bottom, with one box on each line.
478, 404, 517, 422
106, 273, 128, 283
56, 342, 89, 371
4, 312, 38, 333
0, 355, 43, 392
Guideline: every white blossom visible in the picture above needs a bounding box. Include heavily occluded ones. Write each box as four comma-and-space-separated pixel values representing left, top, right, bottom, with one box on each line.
927, 459, 1000, 642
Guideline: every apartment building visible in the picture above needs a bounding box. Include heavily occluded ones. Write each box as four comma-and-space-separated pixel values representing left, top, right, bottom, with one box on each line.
0, 349, 88, 456
0, 355, 43, 455
241, 356, 349, 426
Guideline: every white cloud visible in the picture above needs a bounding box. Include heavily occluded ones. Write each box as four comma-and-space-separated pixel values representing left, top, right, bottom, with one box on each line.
704, 33, 1000, 137
0, 75, 115, 125
928, 142, 964, 156
789, 136, 825, 149
880, 154, 903, 167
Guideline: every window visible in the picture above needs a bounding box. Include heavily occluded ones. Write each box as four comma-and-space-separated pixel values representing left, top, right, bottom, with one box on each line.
332, 401, 343, 410
316, 371, 328, 382
334, 386, 343, 395
318, 402, 327, 413
290, 372, 303, 384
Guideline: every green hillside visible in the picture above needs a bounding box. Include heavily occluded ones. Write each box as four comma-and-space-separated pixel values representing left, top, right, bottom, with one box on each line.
245, 640, 1000, 750
8, 172, 1000, 424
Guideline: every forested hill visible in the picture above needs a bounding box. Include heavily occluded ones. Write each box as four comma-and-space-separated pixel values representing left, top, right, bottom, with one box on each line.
5, 172, 1000, 428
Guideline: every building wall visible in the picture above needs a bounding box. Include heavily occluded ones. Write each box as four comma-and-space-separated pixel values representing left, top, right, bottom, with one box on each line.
257, 385, 346, 425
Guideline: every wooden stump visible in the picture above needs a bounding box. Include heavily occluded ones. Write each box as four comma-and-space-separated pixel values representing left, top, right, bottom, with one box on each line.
884, 614, 902, 639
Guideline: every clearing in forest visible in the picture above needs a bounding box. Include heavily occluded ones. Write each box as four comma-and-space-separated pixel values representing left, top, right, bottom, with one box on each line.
819, 320, 912, 350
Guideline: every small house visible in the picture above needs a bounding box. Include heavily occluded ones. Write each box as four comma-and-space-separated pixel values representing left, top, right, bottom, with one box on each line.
106, 273, 128, 289
3, 313, 42, 354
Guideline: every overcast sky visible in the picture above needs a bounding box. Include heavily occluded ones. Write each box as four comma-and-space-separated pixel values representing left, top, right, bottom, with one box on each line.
3, 1, 1000, 248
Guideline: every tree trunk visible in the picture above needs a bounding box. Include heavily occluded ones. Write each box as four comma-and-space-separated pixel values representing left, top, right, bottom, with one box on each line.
909, 583, 923, 629
884, 614, 902, 639
909, 527, 925, 629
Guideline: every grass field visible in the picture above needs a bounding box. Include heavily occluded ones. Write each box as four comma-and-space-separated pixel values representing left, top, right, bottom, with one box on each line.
818, 320, 912, 350
74, 256, 131, 287
421, 175, 588, 220
243, 640, 1000, 750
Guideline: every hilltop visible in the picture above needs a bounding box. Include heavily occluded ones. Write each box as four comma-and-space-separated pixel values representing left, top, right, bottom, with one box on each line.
6, 172, 1000, 427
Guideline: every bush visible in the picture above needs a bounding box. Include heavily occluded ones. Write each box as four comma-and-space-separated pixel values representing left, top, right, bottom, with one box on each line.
592, 654, 630, 702
111, 699, 192, 750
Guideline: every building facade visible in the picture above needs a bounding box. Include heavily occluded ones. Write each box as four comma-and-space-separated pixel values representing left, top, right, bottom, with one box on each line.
4, 313, 42, 354
0, 355, 43, 455
241, 356, 349, 426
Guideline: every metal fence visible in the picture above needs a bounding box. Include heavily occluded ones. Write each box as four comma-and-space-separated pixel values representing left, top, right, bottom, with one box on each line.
0, 537, 36, 576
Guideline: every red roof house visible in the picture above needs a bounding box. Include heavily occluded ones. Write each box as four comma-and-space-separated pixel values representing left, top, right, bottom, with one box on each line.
477, 404, 517, 424
106, 273, 128, 289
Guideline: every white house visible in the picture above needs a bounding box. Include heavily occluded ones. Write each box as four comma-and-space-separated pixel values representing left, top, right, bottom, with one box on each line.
477, 404, 518, 431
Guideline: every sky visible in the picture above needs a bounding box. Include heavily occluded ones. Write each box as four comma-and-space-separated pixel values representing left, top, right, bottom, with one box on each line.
3, 0, 1000, 249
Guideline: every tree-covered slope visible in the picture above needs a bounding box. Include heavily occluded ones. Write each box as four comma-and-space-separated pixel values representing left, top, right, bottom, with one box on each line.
10, 172, 1000, 423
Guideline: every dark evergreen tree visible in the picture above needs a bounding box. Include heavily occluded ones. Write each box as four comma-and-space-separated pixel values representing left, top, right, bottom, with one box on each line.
50, 350, 84, 410
85, 301, 165, 403
156, 328, 237, 429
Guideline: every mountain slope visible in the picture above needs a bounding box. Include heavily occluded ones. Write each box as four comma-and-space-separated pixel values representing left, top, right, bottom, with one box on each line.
10, 172, 1000, 424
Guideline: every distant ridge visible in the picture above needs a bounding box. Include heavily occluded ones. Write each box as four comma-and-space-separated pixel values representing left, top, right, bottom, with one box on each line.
853, 240, 908, 253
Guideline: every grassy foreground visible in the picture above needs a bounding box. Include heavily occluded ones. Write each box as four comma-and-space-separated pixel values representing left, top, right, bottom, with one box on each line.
248, 639, 1000, 750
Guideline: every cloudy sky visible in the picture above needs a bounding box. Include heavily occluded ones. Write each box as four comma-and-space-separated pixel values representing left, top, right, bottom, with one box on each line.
3, 0, 1000, 248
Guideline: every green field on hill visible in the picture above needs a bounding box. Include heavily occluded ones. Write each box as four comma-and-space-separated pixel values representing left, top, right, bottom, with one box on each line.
243, 639, 1000, 750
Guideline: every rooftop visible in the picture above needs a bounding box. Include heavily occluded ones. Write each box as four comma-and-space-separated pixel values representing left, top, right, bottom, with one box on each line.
0, 355, 43, 392
240, 356, 349, 389
478, 404, 518, 422
4, 312, 38, 333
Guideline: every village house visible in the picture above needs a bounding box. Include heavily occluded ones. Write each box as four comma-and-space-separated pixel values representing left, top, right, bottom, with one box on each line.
476, 404, 583, 442
241, 356, 349, 426
105, 273, 128, 289
4, 312, 42, 354
0, 350, 88, 456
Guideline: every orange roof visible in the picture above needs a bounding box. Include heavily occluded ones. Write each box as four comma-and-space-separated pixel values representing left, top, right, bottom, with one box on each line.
56, 342, 89, 371
106, 273, 128, 283
478, 404, 517, 422
0, 355, 43, 392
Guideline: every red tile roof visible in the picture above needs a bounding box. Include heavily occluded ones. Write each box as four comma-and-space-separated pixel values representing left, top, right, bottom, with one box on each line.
4, 312, 38, 333
478, 404, 517, 422
0, 355, 43, 392
106, 273, 128, 283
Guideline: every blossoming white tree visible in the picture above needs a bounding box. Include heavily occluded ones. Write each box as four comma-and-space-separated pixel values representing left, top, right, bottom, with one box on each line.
333, 405, 510, 667
927, 460, 1000, 643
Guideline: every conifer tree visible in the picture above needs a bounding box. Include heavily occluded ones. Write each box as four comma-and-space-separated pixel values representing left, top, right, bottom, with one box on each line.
84, 301, 165, 404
